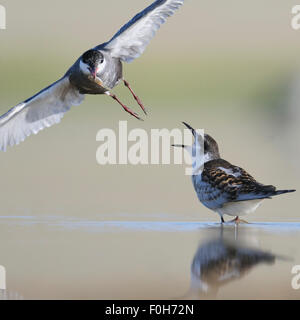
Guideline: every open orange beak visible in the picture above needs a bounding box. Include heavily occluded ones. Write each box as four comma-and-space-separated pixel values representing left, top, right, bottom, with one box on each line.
89, 67, 98, 80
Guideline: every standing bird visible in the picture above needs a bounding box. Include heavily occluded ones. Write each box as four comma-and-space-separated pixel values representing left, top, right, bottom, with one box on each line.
172, 122, 295, 223
0, 0, 185, 151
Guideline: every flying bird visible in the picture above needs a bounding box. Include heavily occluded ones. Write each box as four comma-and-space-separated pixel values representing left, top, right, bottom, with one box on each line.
172, 122, 295, 223
0, 0, 185, 151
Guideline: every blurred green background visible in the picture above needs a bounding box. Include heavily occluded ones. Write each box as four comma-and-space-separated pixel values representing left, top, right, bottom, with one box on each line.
0, 0, 299, 221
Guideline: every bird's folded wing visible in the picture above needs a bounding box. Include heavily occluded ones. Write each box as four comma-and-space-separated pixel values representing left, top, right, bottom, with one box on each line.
0, 77, 84, 151
201, 163, 276, 202
98, 0, 184, 63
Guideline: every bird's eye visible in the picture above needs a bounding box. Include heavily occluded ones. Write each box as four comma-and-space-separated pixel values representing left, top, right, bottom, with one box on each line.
100, 58, 104, 64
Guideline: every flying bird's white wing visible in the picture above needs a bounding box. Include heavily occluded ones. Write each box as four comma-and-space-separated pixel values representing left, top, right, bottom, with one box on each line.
97, 0, 184, 63
0, 77, 84, 151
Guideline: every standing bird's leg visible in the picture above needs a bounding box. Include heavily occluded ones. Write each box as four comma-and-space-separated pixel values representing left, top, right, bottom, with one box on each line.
228, 216, 249, 224
228, 216, 239, 224
221, 216, 225, 224
105, 92, 142, 120
236, 217, 249, 224
123, 79, 147, 115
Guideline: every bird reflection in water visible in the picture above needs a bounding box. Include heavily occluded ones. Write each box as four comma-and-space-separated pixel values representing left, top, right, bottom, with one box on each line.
186, 227, 277, 299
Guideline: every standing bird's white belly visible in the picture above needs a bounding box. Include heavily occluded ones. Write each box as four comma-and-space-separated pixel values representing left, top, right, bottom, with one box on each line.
216, 199, 263, 217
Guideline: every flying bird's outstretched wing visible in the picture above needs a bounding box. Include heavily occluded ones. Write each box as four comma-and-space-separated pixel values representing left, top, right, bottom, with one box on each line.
0, 77, 84, 151
97, 0, 184, 63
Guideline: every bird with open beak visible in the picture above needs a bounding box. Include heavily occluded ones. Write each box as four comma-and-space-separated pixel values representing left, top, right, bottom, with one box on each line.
172, 122, 295, 224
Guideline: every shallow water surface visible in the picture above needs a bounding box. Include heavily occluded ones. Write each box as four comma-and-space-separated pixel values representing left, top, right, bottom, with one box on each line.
0, 216, 299, 299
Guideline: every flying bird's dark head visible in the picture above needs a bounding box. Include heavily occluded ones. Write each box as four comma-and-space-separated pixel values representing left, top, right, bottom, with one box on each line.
80, 49, 105, 79
172, 122, 220, 162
